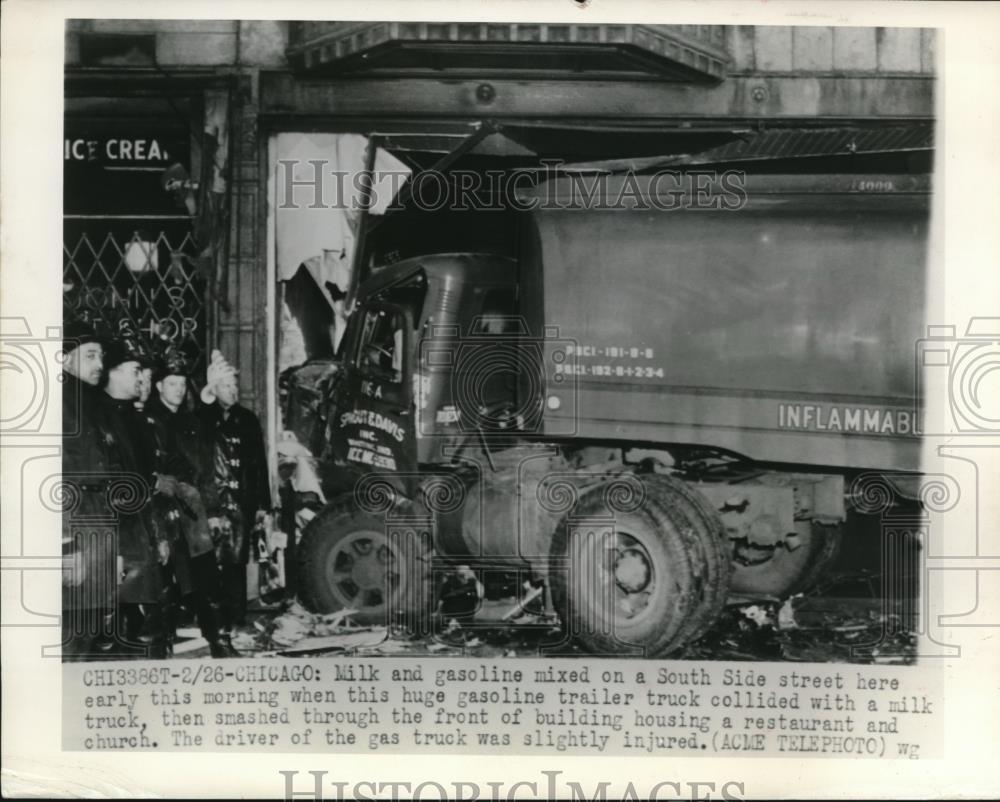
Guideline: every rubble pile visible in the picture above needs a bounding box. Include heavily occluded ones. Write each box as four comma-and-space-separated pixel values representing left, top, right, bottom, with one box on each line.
172, 569, 916, 663
683, 578, 917, 665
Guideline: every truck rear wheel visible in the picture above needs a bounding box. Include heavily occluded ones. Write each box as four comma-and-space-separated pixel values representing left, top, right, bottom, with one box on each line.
729, 521, 843, 598
297, 498, 434, 627
548, 475, 731, 657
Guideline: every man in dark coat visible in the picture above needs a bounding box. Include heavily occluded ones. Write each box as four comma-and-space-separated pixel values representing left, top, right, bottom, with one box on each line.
61, 319, 115, 659
93, 336, 170, 657
198, 350, 272, 631
145, 349, 238, 657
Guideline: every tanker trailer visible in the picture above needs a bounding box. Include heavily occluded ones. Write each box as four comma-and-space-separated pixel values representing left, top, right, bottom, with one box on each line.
297, 171, 930, 657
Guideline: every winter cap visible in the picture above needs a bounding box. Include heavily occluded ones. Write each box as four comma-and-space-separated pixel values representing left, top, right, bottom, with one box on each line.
154, 347, 191, 382
62, 318, 101, 355
103, 336, 153, 372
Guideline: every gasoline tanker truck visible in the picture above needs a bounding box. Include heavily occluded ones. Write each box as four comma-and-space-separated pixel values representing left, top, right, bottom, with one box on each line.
296, 171, 930, 657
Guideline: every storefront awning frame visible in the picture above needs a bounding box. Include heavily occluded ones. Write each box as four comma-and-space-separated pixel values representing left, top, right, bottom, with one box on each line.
259, 71, 935, 129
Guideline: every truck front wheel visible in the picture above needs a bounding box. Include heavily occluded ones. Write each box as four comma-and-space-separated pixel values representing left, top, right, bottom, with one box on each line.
548, 475, 731, 657
297, 499, 434, 627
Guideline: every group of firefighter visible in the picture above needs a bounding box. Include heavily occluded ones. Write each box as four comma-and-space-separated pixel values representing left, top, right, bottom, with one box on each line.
61, 317, 270, 660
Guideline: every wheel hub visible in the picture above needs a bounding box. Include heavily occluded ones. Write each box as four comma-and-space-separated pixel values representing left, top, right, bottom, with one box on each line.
327, 532, 399, 609
350, 544, 389, 587
615, 547, 651, 593
596, 531, 657, 621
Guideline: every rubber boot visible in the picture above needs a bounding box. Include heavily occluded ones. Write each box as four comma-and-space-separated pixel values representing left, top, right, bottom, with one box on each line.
105, 605, 146, 658
200, 599, 240, 658
138, 604, 172, 660
219, 563, 247, 631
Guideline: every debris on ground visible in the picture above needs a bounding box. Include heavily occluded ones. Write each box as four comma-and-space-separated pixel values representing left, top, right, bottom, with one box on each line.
367, 639, 414, 655
231, 629, 260, 651
263, 600, 367, 646
267, 629, 389, 656
169, 570, 916, 663
270, 615, 310, 647
777, 597, 799, 630
683, 574, 918, 664
437, 567, 484, 622
501, 583, 545, 621
172, 636, 208, 655
740, 604, 773, 628
258, 600, 418, 655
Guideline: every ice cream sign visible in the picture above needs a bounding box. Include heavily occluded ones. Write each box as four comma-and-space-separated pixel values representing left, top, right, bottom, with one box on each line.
64, 137, 173, 163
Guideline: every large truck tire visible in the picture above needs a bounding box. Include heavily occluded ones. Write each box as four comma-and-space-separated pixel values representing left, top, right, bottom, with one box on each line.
671, 478, 735, 645
729, 521, 843, 598
296, 497, 435, 628
548, 474, 731, 657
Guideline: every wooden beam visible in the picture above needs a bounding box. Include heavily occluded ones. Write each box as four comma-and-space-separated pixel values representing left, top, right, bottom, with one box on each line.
259, 71, 934, 126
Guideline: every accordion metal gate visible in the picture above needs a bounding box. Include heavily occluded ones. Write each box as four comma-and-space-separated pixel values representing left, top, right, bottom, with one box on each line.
63, 226, 209, 376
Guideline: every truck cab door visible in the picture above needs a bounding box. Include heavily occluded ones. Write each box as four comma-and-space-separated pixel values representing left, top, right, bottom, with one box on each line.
330, 301, 417, 486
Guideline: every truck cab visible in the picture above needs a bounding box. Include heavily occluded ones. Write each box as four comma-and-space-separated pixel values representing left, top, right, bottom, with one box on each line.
327, 252, 529, 479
